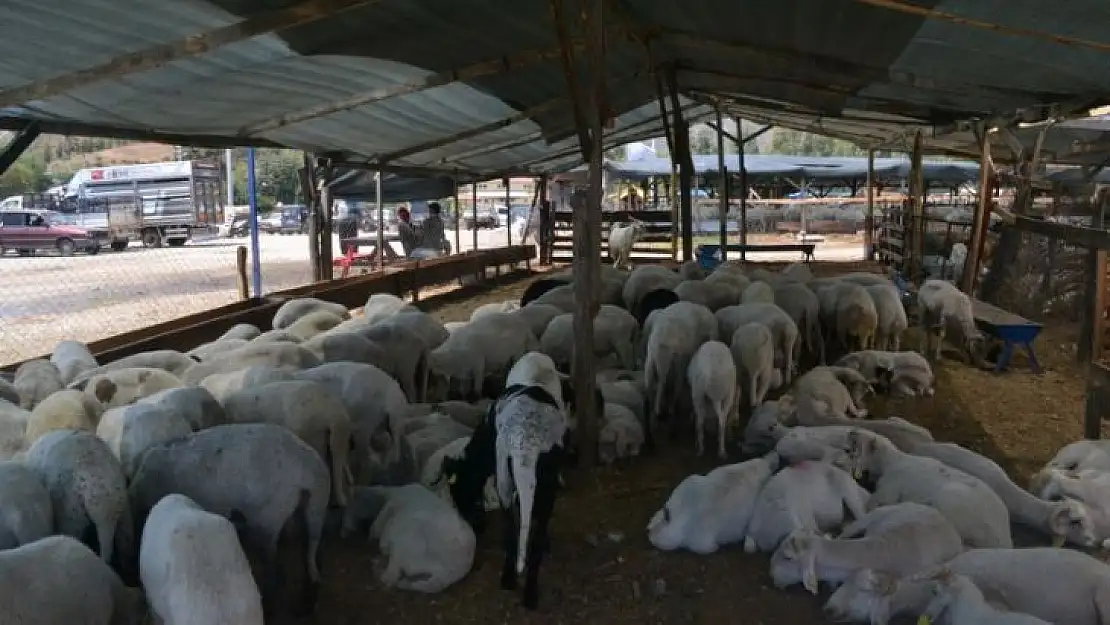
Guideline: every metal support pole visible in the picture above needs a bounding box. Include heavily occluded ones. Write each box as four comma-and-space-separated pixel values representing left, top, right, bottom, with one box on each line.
225, 148, 235, 205
245, 147, 262, 297
505, 177, 513, 247
453, 175, 461, 255
716, 109, 728, 261
376, 170, 385, 268
735, 116, 747, 260
865, 149, 875, 260
800, 176, 809, 240
471, 183, 478, 253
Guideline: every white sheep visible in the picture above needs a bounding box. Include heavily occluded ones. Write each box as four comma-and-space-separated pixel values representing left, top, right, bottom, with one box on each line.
199, 364, 296, 405
865, 282, 908, 352
703, 270, 750, 309
674, 279, 719, 310
271, 296, 350, 329
96, 402, 193, 479
0, 535, 143, 624
917, 279, 985, 362
730, 322, 777, 408
687, 341, 739, 458
849, 431, 1012, 548
511, 303, 563, 340
920, 571, 1051, 625
0, 400, 29, 460
24, 430, 131, 566
774, 425, 859, 470
129, 423, 330, 616
222, 380, 353, 507
381, 309, 451, 352
773, 281, 824, 366
829, 281, 879, 353
771, 502, 964, 595
284, 309, 347, 342
252, 328, 302, 344
948, 242, 969, 281
716, 303, 800, 385
598, 402, 644, 465
647, 452, 779, 554
793, 366, 873, 419
1041, 439, 1110, 473
428, 312, 538, 401
741, 399, 794, 455
608, 221, 646, 270
180, 341, 320, 386
471, 300, 520, 320
188, 338, 248, 361
328, 321, 429, 402
744, 461, 869, 553
643, 314, 700, 443
0, 377, 19, 406
69, 350, 196, 387
341, 484, 476, 594
50, 339, 99, 386
13, 359, 63, 409
0, 460, 53, 549
598, 377, 646, 425
912, 441, 1098, 548
79, 367, 182, 409
217, 323, 261, 341
528, 283, 575, 313
140, 493, 264, 625
781, 262, 814, 282
136, 386, 225, 432
678, 260, 706, 281
541, 306, 638, 373
835, 350, 935, 397
622, 265, 682, 314
420, 436, 499, 513
741, 280, 775, 305
25, 388, 105, 445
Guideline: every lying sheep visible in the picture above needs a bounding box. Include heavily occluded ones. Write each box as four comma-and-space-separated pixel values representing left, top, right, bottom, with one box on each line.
1041, 439, 1110, 473
730, 322, 778, 408
25, 388, 105, 445
849, 431, 1012, 548
647, 452, 779, 554
598, 402, 645, 465
252, 328, 302, 344
136, 386, 225, 432
0, 535, 142, 625
341, 484, 476, 593
272, 296, 350, 330
188, 338, 249, 361
140, 494, 264, 625
865, 282, 908, 352
608, 221, 646, 270
50, 340, 99, 386
741, 399, 794, 455
771, 502, 964, 595
0, 461, 53, 549
223, 380, 352, 507
688, 341, 739, 458
69, 350, 196, 387
284, 309, 346, 342
917, 279, 985, 362
793, 366, 873, 419
741, 280, 775, 305
24, 430, 131, 566
130, 423, 330, 616
13, 359, 63, 408
774, 425, 859, 470
835, 350, 935, 397
96, 403, 193, 478
471, 300, 520, 321
911, 441, 1098, 548
79, 367, 182, 409
420, 436, 498, 513
744, 461, 869, 553
919, 570, 1051, 625
716, 303, 799, 385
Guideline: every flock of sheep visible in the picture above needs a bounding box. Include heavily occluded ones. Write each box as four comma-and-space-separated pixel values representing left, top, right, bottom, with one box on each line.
0, 250, 1102, 624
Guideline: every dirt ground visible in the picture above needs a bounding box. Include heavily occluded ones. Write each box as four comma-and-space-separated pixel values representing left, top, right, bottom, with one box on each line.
300, 261, 1091, 625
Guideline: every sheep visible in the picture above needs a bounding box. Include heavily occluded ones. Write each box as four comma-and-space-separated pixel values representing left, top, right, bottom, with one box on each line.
24, 430, 131, 566
829, 281, 879, 354
835, 350, 935, 397
341, 484, 476, 593
773, 281, 824, 366
911, 440, 1098, 548
25, 388, 105, 444
849, 430, 1012, 548
136, 386, 225, 432
428, 312, 537, 402
647, 452, 779, 554
540, 305, 638, 373
272, 296, 350, 329
598, 402, 644, 464
917, 279, 985, 362
421, 436, 498, 512
198, 364, 295, 404
439, 352, 569, 609
633, 288, 680, 328
392, 415, 474, 486
774, 425, 860, 470
511, 303, 563, 340
471, 300, 520, 320
832, 549, 1110, 625
300, 330, 389, 367
781, 262, 814, 282
381, 308, 451, 352
702, 270, 749, 309
598, 377, 646, 426
622, 265, 682, 316
140, 493, 264, 625
744, 461, 869, 553
188, 338, 248, 361
0, 377, 19, 406
179, 341, 320, 385
519, 277, 572, 308
0, 461, 53, 549
741, 399, 794, 454
1041, 439, 1110, 473
793, 366, 873, 419
687, 341, 739, 458
283, 309, 346, 342
865, 282, 908, 352
78, 367, 183, 409
68, 350, 197, 387
222, 380, 352, 507
673, 279, 716, 310
218, 323, 261, 341
770, 502, 964, 595
0, 400, 29, 459
678, 259, 706, 281
252, 328, 302, 344
129, 423, 330, 617
608, 221, 646, 270
716, 303, 800, 385
50, 339, 99, 386
0, 535, 143, 625
443, 321, 467, 334
948, 241, 969, 281
339, 322, 430, 402
96, 403, 193, 479
525, 283, 575, 313
13, 358, 63, 408
643, 314, 700, 447
730, 322, 777, 408
741, 280, 775, 304
919, 571, 1052, 625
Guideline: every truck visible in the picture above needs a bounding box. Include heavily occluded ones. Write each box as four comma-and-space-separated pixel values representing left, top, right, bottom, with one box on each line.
56, 160, 225, 249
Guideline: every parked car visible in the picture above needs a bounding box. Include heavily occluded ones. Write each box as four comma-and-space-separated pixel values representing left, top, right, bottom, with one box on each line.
261, 205, 307, 235
459, 207, 499, 230
0, 209, 99, 256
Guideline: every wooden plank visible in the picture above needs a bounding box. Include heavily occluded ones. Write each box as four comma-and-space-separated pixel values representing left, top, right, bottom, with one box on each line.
1012, 216, 1110, 251
963, 124, 993, 293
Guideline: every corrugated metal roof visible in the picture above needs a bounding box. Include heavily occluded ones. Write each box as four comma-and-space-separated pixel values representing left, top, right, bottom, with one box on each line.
0, 0, 1108, 176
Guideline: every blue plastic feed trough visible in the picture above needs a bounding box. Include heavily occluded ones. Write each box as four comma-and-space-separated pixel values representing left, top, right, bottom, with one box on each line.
696, 244, 722, 270
971, 298, 1044, 374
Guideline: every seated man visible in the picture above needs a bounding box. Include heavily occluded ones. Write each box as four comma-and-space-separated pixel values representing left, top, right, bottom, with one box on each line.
413, 202, 451, 257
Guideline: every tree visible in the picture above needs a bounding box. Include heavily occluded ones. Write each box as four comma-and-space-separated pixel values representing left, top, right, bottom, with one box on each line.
768, 128, 865, 157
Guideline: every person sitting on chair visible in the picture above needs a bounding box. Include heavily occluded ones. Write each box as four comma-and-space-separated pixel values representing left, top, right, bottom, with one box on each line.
418, 202, 450, 255
396, 206, 419, 257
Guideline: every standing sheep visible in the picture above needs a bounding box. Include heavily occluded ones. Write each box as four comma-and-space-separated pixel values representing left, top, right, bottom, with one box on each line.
96, 403, 193, 479
622, 265, 682, 315
730, 323, 777, 408
129, 423, 330, 617
13, 359, 63, 409
24, 388, 105, 445
644, 315, 700, 447
830, 281, 879, 354
687, 341, 739, 458
283, 310, 346, 342
511, 303, 563, 340
608, 221, 646, 270
773, 281, 824, 366
741, 280, 775, 305
519, 278, 572, 308
917, 279, 985, 362
140, 493, 264, 625
50, 339, 99, 386
428, 312, 537, 401
0, 461, 53, 549
863, 282, 908, 351
598, 402, 645, 465
716, 303, 800, 385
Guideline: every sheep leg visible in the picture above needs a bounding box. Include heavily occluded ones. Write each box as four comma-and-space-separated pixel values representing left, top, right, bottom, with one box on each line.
500, 501, 520, 591
692, 395, 706, 456
748, 372, 760, 408
716, 393, 732, 460
523, 454, 560, 610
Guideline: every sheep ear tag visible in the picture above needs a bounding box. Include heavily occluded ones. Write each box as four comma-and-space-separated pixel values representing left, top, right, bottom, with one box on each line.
1052, 535, 1066, 548
916, 617, 931, 625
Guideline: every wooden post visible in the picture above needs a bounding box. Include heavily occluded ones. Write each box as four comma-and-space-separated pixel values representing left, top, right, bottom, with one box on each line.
1085, 362, 1106, 440
1080, 189, 1109, 363
962, 127, 993, 293
652, 67, 678, 262
235, 245, 249, 300
907, 131, 925, 282
865, 149, 875, 260
471, 183, 478, 254
735, 116, 748, 260
538, 174, 549, 264
667, 67, 694, 262
301, 154, 321, 282
453, 175, 461, 255
716, 109, 728, 260
319, 164, 335, 279
376, 169, 385, 270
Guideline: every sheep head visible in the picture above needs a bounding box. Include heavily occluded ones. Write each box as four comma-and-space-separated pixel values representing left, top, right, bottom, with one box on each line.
771, 528, 821, 594
1048, 498, 1098, 548
824, 569, 899, 625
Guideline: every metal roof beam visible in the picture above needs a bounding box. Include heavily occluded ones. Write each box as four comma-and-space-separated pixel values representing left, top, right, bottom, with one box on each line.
0, 0, 379, 109
0, 116, 286, 149
0, 122, 40, 176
